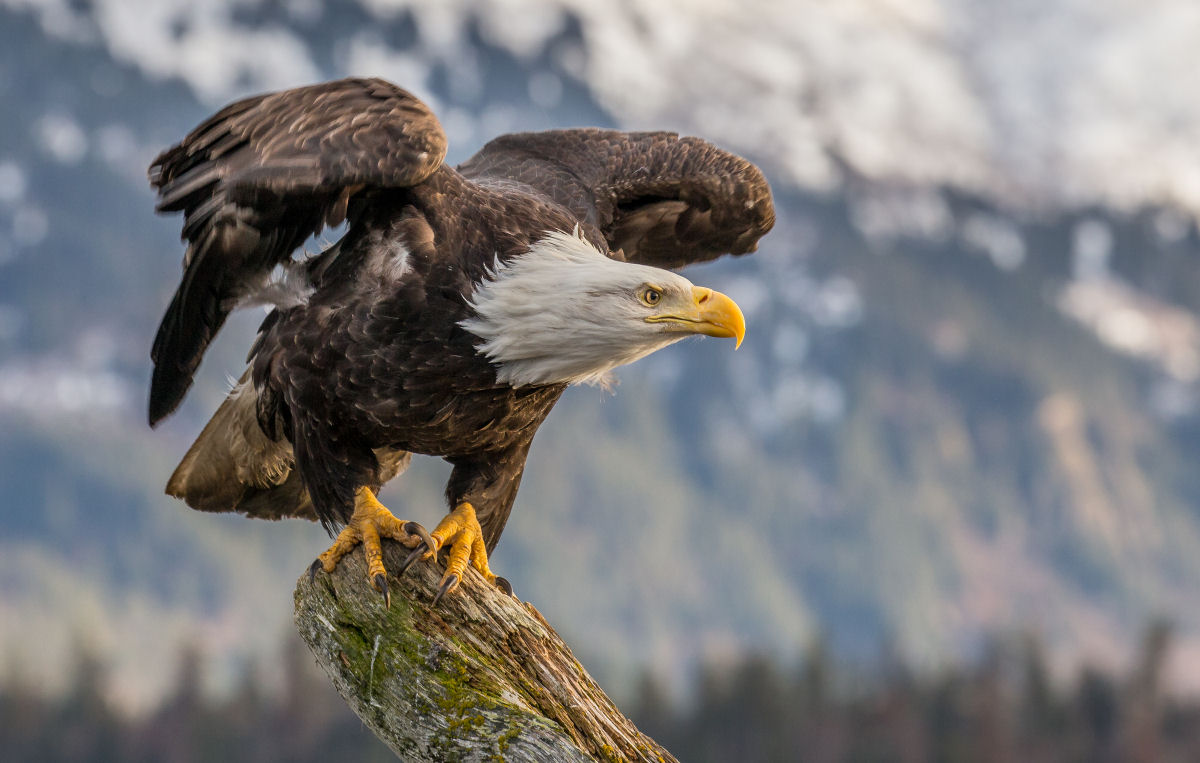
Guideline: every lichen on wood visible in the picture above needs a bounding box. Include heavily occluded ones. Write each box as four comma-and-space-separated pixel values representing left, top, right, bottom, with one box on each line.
293, 538, 676, 762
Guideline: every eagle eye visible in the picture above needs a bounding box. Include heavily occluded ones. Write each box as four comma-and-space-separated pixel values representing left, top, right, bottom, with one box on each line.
640, 286, 663, 306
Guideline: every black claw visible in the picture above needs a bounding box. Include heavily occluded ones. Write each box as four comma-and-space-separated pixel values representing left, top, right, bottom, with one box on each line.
373, 573, 391, 609
403, 521, 437, 554
399, 544, 427, 576
432, 574, 459, 607
308, 559, 323, 584
494, 576, 514, 597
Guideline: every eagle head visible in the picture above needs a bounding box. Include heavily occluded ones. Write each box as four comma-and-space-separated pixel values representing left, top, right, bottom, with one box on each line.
462, 230, 745, 387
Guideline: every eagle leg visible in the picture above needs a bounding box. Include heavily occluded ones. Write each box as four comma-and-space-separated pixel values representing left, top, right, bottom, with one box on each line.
312, 487, 434, 608
416, 502, 512, 605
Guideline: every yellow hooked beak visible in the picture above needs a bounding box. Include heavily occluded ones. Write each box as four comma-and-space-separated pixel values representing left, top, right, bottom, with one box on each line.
646, 286, 746, 349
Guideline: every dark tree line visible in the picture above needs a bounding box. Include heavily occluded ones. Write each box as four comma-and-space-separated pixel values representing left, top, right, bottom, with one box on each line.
0, 639, 394, 763
634, 622, 1198, 763
3, 623, 1198, 762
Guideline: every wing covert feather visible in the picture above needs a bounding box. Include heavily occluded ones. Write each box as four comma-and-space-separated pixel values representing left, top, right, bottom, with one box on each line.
457, 129, 774, 269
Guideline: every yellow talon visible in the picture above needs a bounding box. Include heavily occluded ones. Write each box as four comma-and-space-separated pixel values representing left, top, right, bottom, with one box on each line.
315, 488, 429, 600
429, 501, 498, 593
314, 494, 507, 605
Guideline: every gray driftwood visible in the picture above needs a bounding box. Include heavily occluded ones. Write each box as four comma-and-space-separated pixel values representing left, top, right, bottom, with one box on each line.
294, 538, 676, 762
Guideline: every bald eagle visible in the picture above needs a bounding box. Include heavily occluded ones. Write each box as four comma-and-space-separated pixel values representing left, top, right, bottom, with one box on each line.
150, 78, 774, 603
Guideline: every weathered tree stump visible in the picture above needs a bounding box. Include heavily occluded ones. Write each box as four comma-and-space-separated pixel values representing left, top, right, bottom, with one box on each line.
294, 539, 676, 762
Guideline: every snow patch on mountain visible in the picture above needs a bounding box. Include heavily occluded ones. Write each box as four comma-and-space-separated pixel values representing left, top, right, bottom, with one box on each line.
1059, 277, 1200, 386
7, 0, 1200, 222
0, 357, 132, 417
34, 113, 88, 164
4, 0, 320, 102
0, 161, 27, 206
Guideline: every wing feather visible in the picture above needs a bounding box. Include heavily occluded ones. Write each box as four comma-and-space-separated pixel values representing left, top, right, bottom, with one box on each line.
457, 129, 774, 269
148, 77, 447, 426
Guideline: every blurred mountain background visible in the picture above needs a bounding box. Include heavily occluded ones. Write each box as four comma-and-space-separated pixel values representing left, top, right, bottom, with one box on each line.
3, 0, 1200, 746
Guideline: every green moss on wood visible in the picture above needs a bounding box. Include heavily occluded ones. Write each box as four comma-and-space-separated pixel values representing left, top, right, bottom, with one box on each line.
294, 538, 676, 761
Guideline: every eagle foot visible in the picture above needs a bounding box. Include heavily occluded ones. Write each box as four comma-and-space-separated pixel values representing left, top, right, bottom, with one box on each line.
408, 501, 512, 605
311, 487, 434, 608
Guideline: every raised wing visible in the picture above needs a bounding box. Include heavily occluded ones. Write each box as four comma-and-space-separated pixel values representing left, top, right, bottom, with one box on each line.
456, 129, 774, 269
148, 78, 446, 426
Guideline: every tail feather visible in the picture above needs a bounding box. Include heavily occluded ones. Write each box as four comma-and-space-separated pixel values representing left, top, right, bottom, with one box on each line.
166, 375, 295, 514
166, 373, 412, 524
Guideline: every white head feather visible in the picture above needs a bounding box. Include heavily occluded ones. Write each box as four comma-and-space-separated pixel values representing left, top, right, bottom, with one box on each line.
461, 230, 697, 387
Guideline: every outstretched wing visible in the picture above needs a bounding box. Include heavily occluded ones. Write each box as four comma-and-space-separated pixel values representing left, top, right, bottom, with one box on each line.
148, 78, 446, 426
456, 129, 774, 269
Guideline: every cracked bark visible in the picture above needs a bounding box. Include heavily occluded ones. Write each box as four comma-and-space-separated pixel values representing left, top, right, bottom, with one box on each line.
293, 538, 677, 762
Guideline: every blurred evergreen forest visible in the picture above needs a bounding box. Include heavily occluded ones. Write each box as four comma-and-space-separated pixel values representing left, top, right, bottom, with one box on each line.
1, 623, 1190, 762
